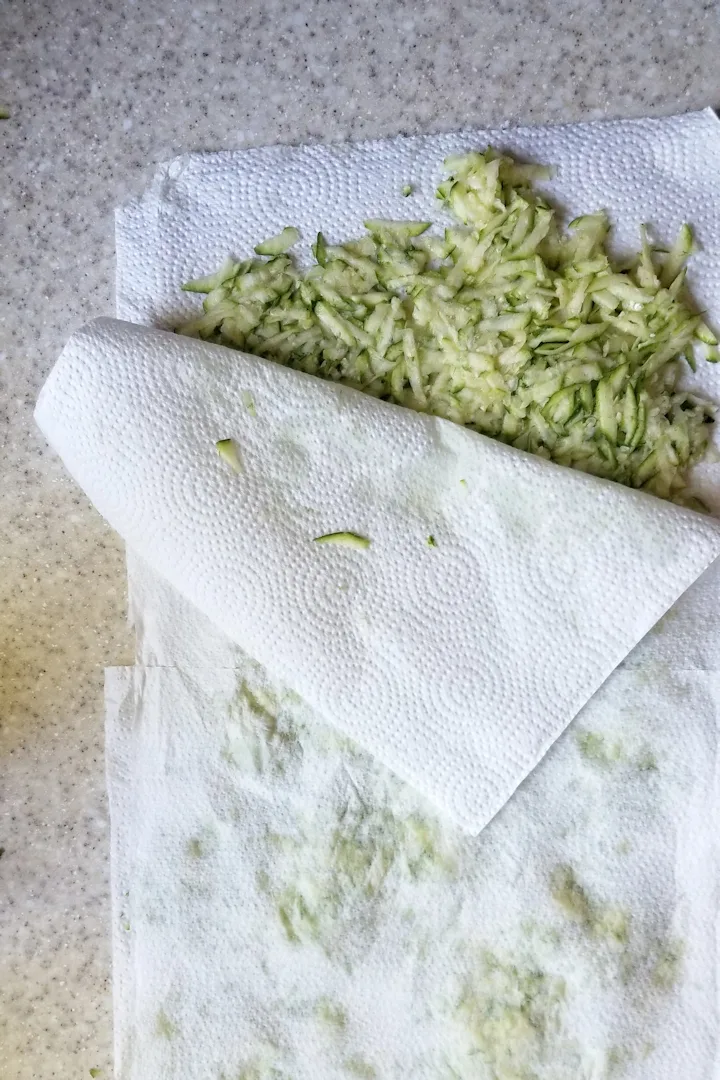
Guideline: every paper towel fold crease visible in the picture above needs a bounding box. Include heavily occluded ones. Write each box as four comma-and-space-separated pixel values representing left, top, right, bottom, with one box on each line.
36, 316, 720, 830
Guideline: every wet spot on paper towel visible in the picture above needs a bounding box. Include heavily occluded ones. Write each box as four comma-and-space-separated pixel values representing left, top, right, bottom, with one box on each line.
182, 826, 219, 874
550, 866, 684, 1001
344, 1058, 377, 1078
230, 1055, 287, 1080
635, 748, 658, 772
221, 677, 302, 774
315, 997, 348, 1031
156, 1009, 177, 1040
452, 950, 577, 1078
634, 661, 692, 703
550, 865, 629, 948
269, 792, 455, 954
575, 730, 658, 773
187, 837, 203, 859
520, 917, 561, 948
650, 939, 683, 990
607, 1046, 633, 1075
576, 730, 624, 767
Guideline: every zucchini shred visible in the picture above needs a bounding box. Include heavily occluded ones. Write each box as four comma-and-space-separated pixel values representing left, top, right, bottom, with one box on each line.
179, 150, 719, 503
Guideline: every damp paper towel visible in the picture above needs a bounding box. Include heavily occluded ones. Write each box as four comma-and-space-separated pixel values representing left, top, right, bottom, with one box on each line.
35, 108, 720, 1076
105, 595, 720, 1080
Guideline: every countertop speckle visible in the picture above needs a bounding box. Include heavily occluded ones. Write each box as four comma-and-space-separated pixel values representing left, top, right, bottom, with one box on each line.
2, 1, 720, 1076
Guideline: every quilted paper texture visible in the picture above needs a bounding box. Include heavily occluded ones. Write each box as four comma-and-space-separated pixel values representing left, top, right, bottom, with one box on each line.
116, 108, 720, 511
35, 318, 720, 830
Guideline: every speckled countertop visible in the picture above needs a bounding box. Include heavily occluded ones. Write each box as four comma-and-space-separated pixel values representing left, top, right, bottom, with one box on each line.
1, 1, 719, 1076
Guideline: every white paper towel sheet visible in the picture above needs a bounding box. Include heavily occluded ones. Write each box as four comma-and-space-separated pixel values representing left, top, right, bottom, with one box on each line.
106, 650, 720, 1080
35, 318, 720, 831
93, 108, 720, 1080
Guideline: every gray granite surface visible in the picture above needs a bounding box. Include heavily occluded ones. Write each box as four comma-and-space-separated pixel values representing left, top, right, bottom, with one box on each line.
2, 1, 720, 1076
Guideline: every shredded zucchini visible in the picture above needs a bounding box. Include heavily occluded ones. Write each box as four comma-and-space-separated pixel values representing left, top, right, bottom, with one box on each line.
216, 437, 242, 472
313, 532, 370, 549
254, 226, 300, 256
179, 150, 718, 502
182, 256, 240, 294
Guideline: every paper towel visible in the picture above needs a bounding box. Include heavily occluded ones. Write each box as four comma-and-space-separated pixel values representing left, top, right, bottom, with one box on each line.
106, 651, 720, 1080
113, 106, 720, 689
88, 107, 720, 1080
35, 317, 720, 831
111, 106, 720, 826
92, 108, 720, 1079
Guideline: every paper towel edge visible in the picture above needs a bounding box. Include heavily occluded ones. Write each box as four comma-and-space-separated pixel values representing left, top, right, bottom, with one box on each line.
114, 108, 720, 223
104, 665, 139, 1080
463, 540, 720, 834
34, 317, 720, 552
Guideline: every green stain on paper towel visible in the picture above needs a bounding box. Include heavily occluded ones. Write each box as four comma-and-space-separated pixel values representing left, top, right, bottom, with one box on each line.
223, 676, 302, 774
272, 796, 454, 951
457, 950, 569, 1078
550, 866, 629, 947
239, 681, 279, 734
344, 1058, 377, 1078
277, 885, 319, 944
650, 939, 683, 990
156, 1010, 177, 1040
575, 730, 623, 767
650, 605, 680, 636
236, 1067, 278, 1080
187, 837, 204, 859
316, 996, 347, 1031
607, 1046, 633, 1075
233, 1045, 287, 1080
576, 731, 657, 774
635, 748, 658, 772
550, 865, 594, 925
550, 867, 684, 1010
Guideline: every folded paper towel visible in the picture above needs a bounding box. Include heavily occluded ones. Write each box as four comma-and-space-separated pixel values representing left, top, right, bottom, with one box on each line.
35, 317, 720, 831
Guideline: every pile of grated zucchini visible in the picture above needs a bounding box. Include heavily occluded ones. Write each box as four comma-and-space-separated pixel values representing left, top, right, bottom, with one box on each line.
178, 150, 719, 502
